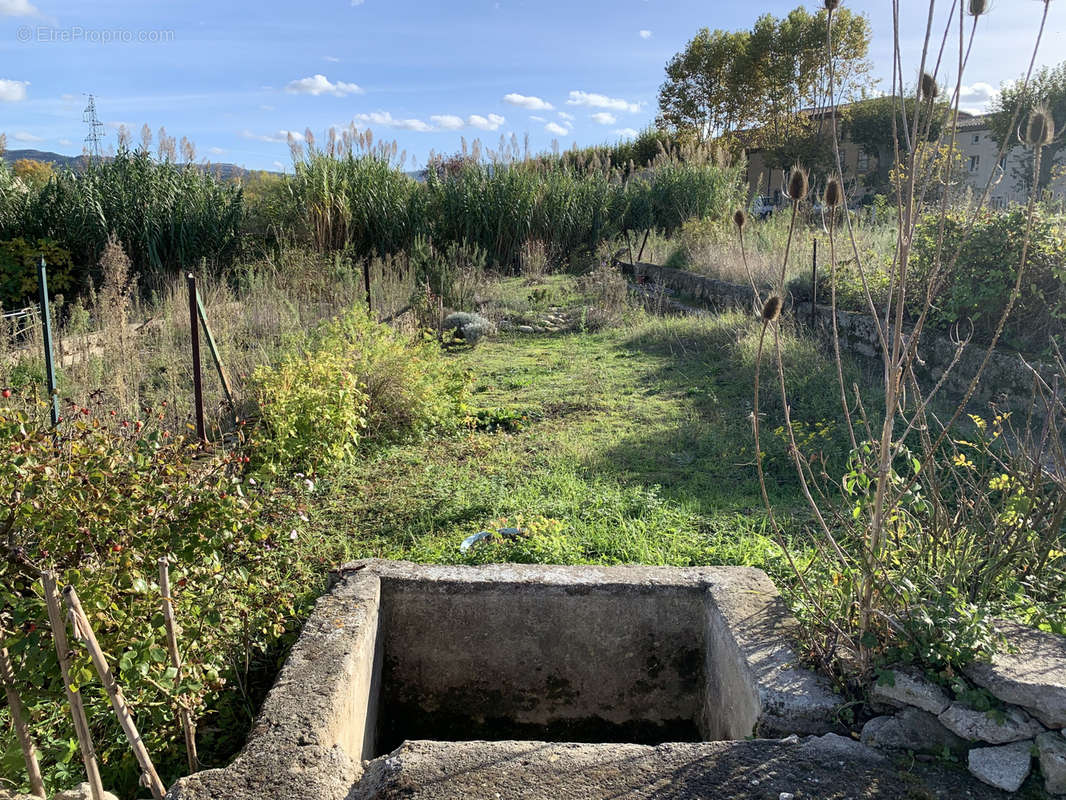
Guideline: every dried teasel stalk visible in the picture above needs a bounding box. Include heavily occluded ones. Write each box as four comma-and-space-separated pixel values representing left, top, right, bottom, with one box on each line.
762, 295, 783, 323
967, 0, 989, 16
787, 165, 809, 203
824, 176, 843, 209
824, 0, 840, 9
920, 72, 939, 101
733, 209, 748, 229
1020, 105, 1055, 148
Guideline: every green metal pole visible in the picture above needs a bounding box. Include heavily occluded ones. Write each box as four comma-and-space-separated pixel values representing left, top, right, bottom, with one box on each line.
37, 258, 60, 427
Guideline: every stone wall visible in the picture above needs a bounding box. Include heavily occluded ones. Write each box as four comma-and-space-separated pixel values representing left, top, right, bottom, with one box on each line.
623, 261, 1058, 416
860, 621, 1066, 794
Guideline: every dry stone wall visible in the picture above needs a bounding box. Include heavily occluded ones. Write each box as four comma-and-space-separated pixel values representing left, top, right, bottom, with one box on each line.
623, 261, 1056, 415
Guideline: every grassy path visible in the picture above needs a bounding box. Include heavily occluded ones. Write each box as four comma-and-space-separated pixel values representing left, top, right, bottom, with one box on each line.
299, 309, 854, 584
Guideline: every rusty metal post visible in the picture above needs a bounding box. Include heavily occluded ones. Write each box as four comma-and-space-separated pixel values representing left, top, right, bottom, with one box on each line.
810, 237, 818, 329
187, 274, 206, 443
363, 259, 373, 316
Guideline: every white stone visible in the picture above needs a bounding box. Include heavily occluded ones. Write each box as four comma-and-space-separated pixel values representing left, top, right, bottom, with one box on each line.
870, 669, 950, 715
1037, 731, 1066, 795
965, 621, 1066, 729
939, 702, 1046, 744
967, 741, 1034, 792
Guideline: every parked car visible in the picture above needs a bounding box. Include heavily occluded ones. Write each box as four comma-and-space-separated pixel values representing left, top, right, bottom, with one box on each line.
752, 196, 776, 220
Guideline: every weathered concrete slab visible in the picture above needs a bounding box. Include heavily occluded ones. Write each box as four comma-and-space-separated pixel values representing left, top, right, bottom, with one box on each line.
967, 741, 1034, 792
965, 621, 1066, 729
167, 571, 382, 800
351, 737, 1015, 799
870, 669, 951, 715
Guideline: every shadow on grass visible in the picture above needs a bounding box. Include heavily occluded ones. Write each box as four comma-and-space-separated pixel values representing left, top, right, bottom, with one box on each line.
588, 312, 873, 516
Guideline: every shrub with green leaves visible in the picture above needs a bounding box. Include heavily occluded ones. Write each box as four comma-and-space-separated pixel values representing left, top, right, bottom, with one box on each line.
912, 206, 1066, 353
0, 399, 299, 797
0, 237, 76, 309
251, 344, 370, 472
252, 305, 469, 472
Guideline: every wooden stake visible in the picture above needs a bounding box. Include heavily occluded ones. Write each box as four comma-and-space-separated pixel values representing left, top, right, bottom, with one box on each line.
0, 646, 46, 798
158, 557, 198, 773
42, 572, 106, 800
62, 586, 166, 800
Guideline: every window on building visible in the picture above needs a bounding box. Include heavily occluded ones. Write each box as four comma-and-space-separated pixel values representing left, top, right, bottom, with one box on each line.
972, 134, 980, 144
991, 196, 1007, 210
857, 152, 870, 172
999, 155, 1007, 170
969, 155, 980, 173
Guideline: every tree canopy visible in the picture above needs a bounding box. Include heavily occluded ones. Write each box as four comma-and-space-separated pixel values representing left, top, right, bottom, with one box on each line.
988, 62, 1066, 192
656, 7, 873, 147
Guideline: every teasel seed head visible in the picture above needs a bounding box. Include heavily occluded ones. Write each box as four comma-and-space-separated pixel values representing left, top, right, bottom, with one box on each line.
787, 165, 809, 203
762, 295, 783, 323
824, 176, 843, 209
967, 0, 989, 15
733, 209, 748, 229
920, 72, 938, 101
1021, 105, 1054, 148
824, 0, 840, 10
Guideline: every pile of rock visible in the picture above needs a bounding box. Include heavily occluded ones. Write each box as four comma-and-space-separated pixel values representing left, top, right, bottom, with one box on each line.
0, 785, 120, 800
860, 623, 1066, 794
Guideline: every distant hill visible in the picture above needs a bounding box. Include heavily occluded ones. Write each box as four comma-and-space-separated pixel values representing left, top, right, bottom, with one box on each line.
1, 149, 267, 181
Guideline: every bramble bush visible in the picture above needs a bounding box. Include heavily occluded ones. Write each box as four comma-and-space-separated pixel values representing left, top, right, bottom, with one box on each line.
0, 397, 301, 797
251, 304, 470, 473
912, 206, 1066, 354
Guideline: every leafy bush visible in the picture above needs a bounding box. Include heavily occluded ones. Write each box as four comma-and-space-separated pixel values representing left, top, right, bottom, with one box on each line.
252, 306, 469, 471
251, 343, 370, 472
912, 206, 1066, 353
0, 238, 75, 309
0, 399, 298, 797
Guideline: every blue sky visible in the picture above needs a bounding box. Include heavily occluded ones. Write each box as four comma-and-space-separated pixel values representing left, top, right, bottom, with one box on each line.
2, 0, 1065, 171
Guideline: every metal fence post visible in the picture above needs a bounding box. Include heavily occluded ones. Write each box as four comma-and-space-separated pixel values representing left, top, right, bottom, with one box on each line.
810, 237, 818, 329
37, 258, 60, 426
187, 273, 206, 443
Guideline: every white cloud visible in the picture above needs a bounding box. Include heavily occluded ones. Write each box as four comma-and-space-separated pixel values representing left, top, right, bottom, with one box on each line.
468, 113, 505, 131
0, 0, 37, 16
431, 114, 466, 130
567, 90, 640, 114
529, 115, 546, 123
590, 112, 617, 125
613, 128, 639, 138
353, 111, 433, 132
545, 122, 569, 136
240, 129, 305, 144
0, 79, 29, 102
60, 93, 75, 102
272, 161, 285, 169
323, 56, 341, 63
959, 82, 999, 115
351, 0, 365, 4
14, 131, 43, 142
285, 74, 364, 97
557, 111, 574, 121
58, 138, 73, 146
639, 30, 652, 39
503, 93, 553, 111
260, 104, 275, 111
208, 146, 226, 155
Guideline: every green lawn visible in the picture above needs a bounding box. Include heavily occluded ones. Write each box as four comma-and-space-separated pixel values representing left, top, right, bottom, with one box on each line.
298, 300, 859, 586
